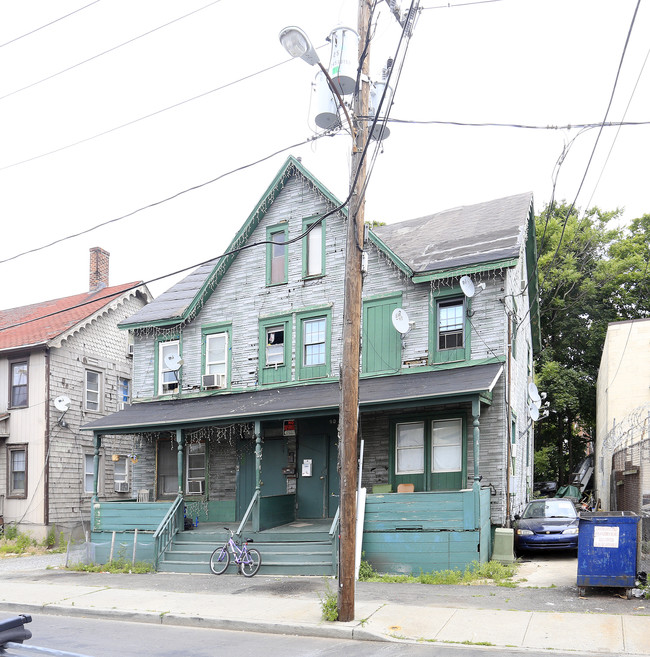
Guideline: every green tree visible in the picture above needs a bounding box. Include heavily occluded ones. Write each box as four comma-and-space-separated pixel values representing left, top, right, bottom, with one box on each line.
533, 203, 650, 485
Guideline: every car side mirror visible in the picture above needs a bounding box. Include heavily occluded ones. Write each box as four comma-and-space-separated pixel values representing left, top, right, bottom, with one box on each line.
513, 514, 521, 521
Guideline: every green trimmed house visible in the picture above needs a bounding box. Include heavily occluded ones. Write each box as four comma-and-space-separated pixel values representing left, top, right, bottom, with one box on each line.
83, 156, 540, 575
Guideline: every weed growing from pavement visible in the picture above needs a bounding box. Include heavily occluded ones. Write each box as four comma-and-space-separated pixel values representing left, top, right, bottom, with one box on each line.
358, 558, 516, 586
318, 582, 338, 622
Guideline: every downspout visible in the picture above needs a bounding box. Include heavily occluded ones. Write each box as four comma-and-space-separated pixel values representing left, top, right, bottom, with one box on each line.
44, 347, 50, 528
505, 313, 512, 527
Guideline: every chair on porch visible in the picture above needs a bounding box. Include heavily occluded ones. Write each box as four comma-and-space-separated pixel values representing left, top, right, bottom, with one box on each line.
137, 489, 150, 502
397, 483, 414, 493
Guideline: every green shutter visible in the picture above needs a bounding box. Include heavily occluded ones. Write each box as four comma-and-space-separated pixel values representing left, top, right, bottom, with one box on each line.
362, 295, 401, 374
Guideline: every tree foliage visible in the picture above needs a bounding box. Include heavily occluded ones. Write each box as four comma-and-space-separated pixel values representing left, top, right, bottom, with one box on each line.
534, 203, 650, 484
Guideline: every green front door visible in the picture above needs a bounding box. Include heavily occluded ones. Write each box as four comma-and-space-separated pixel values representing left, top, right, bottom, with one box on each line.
297, 419, 339, 519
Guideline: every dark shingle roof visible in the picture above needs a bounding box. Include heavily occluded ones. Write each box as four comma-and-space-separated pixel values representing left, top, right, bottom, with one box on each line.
82, 363, 503, 433
372, 192, 533, 275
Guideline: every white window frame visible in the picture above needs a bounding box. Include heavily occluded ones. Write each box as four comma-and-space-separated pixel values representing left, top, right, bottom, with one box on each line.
302, 317, 326, 367
84, 453, 98, 494
437, 298, 465, 351
265, 325, 285, 367
114, 457, 128, 484
185, 442, 206, 495
10, 360, 28, 408
158, 340, 180, 395
305, 221, 323, 277
84, 369, 102, 412
205, 333, 228, 377
431, 418, 462, 473
395, 421, 425, 475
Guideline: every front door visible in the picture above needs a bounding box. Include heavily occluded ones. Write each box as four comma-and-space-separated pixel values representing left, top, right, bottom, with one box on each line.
297, 419, 339, 519
156, 439, 178, 500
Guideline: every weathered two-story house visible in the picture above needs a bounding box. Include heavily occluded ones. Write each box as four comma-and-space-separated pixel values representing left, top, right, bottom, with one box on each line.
84, 157, 540, 574
0, 248, 151, 542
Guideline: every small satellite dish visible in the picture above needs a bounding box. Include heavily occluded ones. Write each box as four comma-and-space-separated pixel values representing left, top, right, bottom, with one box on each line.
459, 275, 475, 298
529, 403, 540, 422
54, 395, 71, 412
528, 382, 542, 409
391, 308, 410, 334
165, 353, 184, 371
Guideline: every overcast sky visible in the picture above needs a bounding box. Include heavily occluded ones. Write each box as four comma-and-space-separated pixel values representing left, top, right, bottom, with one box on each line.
1, 0, 648, 310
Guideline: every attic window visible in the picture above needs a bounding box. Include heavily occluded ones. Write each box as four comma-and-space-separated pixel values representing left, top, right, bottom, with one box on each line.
268, 227, 288, 285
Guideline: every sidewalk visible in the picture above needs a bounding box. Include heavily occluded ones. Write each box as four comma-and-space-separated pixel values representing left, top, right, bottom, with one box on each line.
0, 557, 648, 655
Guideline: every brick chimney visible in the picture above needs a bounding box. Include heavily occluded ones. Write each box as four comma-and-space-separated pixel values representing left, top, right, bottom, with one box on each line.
89, 247, 110, 292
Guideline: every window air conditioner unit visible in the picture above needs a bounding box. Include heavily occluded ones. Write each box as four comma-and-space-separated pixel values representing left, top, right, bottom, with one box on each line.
187, 480, 205, 495
114, 481, 129, 493
202, 373, 226, 389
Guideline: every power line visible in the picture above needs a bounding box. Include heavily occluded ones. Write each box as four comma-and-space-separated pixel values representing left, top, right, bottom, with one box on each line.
0, 0, 224, 103
422, 0, 504, 9
0, 0, 103, 49
0, 131, 340, 267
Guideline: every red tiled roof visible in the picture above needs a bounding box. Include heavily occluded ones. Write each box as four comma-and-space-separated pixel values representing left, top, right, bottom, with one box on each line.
0, 282, 142, 351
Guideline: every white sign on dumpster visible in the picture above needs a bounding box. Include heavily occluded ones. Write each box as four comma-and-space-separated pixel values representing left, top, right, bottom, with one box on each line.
593, 525, 619, 548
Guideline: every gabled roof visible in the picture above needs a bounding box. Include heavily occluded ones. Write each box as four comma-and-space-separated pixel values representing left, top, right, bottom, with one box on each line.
0, 282, 146, 352
369, 192, 534, 279
120, 156, 344, 330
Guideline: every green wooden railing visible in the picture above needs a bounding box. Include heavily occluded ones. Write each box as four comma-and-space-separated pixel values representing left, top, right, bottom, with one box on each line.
152, 494, 184, 569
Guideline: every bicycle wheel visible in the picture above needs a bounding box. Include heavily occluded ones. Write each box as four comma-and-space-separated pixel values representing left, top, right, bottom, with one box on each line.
240, 548, 261, 577
209, 545, 230, 575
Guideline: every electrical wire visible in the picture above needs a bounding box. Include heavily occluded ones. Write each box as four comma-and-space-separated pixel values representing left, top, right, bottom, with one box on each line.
0, 0, 103, 49
0, 130, 341, 266
0, 0, 225, 103
0, 54, 299, 172
422, 0, 504, 9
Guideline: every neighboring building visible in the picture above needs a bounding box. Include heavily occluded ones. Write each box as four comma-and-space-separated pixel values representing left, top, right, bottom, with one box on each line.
0, 248, 151, 541
84, 157, 540, 574
596, 318, 650, 512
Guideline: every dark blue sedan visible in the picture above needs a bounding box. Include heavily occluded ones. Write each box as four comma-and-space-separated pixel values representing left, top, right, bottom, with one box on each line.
514, 498, 579, 554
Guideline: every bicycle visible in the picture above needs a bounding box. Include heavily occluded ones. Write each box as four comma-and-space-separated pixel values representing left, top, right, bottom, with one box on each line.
210, 527, 261, 577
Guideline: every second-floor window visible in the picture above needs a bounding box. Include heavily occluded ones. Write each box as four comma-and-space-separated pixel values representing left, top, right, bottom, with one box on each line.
438, 299, 464, 350
159, 340, 180, 395
431, 291, 469, 364
10, 360, 28, 408
119, 378, 131, 406
205, 332, 228, 388
297, 310, 330, 380
85, 370, 101, 411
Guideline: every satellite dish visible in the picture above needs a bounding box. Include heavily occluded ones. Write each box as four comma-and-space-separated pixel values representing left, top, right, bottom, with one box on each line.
165, 353, 184, 371
459, 276, 475, 298
528, 403, 540, 422
528, 382, 542, 409
391, 308, 410, 334
54, 395, 71, 412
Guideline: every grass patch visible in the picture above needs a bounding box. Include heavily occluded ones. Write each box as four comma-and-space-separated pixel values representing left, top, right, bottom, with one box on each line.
358, 557, 516, 586
67, 558, 154, 574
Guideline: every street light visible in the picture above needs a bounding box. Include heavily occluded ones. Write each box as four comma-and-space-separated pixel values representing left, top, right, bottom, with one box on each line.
278, 26, 321, 66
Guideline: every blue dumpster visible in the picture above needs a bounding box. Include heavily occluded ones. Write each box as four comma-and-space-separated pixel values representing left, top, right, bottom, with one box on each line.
577, 511, 640, 597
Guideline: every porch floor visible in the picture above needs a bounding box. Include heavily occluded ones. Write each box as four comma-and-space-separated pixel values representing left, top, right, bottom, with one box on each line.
185, 518, 334, 536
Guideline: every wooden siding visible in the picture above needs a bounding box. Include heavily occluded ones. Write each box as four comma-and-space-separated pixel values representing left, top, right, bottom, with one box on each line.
362, 489, 489, 574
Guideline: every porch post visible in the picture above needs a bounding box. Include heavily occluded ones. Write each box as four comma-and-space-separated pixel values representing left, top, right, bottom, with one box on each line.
472, 399, 481, 524
176, 429, 184, 495
254, 420, 262, 532
472, 399, 481, 485
92, 432, 102, 503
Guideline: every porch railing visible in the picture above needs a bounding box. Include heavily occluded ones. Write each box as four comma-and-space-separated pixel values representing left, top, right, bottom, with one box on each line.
236, 489, 259, 537
152, 494, 183, 569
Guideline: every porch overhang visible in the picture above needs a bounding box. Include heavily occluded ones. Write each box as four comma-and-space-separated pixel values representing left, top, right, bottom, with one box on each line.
82, 362, 504, 435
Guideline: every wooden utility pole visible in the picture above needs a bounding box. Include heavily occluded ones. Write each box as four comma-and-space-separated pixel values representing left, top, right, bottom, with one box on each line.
338, 0, 371, 623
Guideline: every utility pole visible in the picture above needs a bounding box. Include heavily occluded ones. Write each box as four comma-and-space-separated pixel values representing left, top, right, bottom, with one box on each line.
338, 0, 371, 623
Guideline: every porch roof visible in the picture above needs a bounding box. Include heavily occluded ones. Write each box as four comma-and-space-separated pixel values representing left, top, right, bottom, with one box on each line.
82, 363, 503, 434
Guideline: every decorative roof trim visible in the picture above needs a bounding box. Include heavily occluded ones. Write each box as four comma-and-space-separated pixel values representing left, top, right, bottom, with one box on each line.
367, 231, 413, 277
120, 156, 345, 330
411, 257, 519, 283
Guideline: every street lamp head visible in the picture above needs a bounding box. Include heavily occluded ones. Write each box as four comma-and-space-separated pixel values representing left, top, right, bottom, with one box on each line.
279, 26, 321, 66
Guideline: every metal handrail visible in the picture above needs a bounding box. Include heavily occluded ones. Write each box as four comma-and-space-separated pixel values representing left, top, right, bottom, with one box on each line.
236, 489, 259, 537
152, 494, 183, 569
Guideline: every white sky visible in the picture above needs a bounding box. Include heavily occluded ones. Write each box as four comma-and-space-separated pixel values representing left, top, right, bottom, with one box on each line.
0, 0, 648, 310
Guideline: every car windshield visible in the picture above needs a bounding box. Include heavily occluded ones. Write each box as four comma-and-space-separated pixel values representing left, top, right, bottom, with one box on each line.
522, 500, 577, 519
